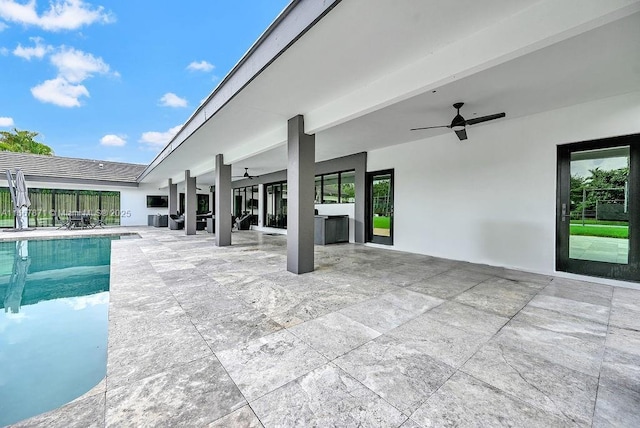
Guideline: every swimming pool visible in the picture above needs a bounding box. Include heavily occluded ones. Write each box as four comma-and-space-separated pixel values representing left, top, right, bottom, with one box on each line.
0, 237, 114, 426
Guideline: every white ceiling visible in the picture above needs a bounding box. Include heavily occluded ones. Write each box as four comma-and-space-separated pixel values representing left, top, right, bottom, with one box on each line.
143, 1, 640, 188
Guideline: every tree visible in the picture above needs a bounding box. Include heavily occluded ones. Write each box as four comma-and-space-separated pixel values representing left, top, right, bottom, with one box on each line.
0, 128, 54, 155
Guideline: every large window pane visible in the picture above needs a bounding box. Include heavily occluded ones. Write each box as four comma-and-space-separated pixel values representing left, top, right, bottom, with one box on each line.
315, 176, 322, 204
340, 171, 355, 203
0, 188, 14, 228
101, 192, 120, 225
29, 189, 54, 227
323, 173, 339, 204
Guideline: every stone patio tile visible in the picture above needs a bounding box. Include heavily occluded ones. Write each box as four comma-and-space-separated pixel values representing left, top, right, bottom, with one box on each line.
498, 268, 553, 286
107, 322, 211, 388
106, 357, 245, 427
421, 300, 509, 335
266, 284, 374, 328
215, 329, 328, 401
10, 392, 105, 428
251, 363, 407, 427
209, 405, 263, 428
542, 278, 613, 307
171, 284, 254, 320
611, 286, 640, 311
334, 335, 455, 415
288, 312, 380, 360
387, 315, 490, 368
513, 305, 608, 344
608, 306, 640, 331
406, 274, 482, 299
494, 321, 605, 377
461, 342, 598, 426
592, 383, 640, 427
599, 327, 640, 394
410, 372, 569, 428
338, 289, 443, 333
527, 294, 610, 324
190, 308, 283, 353
452, 286, 532, 317
108, 307, 194, 349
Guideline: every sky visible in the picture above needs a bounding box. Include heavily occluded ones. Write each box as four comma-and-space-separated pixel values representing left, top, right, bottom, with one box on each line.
0, 0, 290, 165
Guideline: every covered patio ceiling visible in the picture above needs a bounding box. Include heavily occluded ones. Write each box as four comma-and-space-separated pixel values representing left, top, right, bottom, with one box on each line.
139, 0, 640, 188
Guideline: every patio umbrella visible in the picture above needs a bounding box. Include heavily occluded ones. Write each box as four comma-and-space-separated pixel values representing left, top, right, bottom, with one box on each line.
13, 169, 31, 230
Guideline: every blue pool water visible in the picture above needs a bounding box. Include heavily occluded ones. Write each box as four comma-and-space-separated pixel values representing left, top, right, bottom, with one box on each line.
0, 237, 114, 426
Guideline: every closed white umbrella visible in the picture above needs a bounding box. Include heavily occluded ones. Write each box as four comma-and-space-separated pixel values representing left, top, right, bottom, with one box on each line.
13, 169, 31, 230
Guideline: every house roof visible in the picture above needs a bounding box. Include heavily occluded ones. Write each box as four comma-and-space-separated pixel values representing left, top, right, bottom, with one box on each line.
137, 0, 640, 188
0, 151, 146, 186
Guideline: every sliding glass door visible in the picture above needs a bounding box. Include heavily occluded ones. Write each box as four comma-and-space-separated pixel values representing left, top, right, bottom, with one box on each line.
557, 135, 639, 282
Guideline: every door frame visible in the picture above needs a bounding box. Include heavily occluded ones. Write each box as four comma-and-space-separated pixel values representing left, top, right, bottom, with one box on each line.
556, 133, 640, 282
366, 169, 394, 245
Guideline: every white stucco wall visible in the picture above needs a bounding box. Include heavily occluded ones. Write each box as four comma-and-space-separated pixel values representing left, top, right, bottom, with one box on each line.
120, 183, 168, 226
367, 91, 640, 275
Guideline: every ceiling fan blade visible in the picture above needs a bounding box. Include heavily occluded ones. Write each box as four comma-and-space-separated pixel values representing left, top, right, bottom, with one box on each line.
454, 129, 468, 141
466, 112, 505, 126
410, 125, 450, 131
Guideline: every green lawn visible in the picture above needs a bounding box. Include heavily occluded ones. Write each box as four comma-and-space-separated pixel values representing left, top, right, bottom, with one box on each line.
570, 225, 628, 239
570, 219, 628, 226
373, 216, 390, 229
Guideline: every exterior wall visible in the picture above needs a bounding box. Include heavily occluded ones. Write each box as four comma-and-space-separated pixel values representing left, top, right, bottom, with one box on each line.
121, 183, 168, 226
0, 179, 162, 227
367, 91, 640, 275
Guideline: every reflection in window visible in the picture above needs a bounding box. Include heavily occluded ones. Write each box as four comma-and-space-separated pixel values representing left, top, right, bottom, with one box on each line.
233, 185, 259, 225
315, 176, 322, 204
265, 182, 287, 228
340, 171, 356, 203
323, 173, 339, 204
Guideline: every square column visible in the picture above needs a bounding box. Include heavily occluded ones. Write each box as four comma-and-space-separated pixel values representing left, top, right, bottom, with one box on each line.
168, 178, 178, 216
185, 170, 196, 235
215, 154, 232, 246
287, 115, 315, 274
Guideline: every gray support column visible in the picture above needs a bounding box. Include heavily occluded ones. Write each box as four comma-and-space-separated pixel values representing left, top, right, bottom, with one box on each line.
287, 115, 315, 274
168, 178, 178, 216
215, 154, 232, 246
184, 170, 196, 235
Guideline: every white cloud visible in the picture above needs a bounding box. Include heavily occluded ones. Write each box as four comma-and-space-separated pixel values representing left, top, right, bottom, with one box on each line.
0, 21, 8, 31
159, 92, 187, 108
0, 116, 14, 127
139, 125, 182, 149
50, 46, 111, 83
0, 0, 114, 31
13, 36, 51, 60
29, 46, 114, 107
186, 60, 214, 72
100, 134, 126, 147
31, 77, 88, 107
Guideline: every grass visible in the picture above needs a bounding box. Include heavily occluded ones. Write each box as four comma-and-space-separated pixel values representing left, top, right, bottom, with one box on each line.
570, 225, 628, 239
373, 216, 390, 229
570, 219, 628, 226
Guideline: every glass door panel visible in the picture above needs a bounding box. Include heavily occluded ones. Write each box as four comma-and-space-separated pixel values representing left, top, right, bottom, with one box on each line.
368, 170, 394, 245
569, 147, 630, 264
557, 136, 639, 282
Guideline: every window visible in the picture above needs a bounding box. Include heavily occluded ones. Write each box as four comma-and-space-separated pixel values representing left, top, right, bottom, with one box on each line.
314, 170, 356, 204
0, 188, 121, 228
265, 182, 287, 228
233, 185, 259, 225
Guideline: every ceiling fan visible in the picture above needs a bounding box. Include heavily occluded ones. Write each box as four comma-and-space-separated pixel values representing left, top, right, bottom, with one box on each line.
233, 168, 260, 179
410, 102, 505, 141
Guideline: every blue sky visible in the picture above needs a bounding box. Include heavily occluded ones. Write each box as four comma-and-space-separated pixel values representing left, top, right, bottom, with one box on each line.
0, 0, 290, 164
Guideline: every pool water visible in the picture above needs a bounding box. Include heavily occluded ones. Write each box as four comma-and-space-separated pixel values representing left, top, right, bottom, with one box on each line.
0, 237, 114, 426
